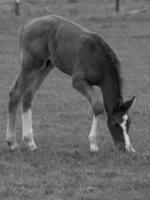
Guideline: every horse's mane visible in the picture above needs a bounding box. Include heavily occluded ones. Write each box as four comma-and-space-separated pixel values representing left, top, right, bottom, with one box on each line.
92, 33, 123, 97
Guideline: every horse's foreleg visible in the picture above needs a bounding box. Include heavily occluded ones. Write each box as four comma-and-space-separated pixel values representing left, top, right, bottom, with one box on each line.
88, 115, 100, 152
72, 76, 104, 152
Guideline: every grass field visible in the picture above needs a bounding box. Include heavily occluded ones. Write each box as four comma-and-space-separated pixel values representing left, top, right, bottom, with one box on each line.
0, 0, 150, 199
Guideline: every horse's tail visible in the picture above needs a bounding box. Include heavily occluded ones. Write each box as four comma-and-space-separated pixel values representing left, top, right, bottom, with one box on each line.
19, 26, 25, 64
19, 26, 25, 49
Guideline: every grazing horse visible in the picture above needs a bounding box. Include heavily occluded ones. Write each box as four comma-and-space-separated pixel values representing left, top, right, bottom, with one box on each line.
7, 15, 135, 152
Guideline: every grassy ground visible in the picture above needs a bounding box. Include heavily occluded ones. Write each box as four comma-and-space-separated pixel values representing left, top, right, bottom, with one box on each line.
0, 0, 150, 199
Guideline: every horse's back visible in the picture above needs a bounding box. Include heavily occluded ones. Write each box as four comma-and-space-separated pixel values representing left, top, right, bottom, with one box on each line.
20, 16, 88, 50
20, 15, 90, 62
20, 15, 105, 83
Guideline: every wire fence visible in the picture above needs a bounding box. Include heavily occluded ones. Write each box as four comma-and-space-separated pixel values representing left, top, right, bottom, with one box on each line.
0, 0, 121, 16
0, 0, 149, 17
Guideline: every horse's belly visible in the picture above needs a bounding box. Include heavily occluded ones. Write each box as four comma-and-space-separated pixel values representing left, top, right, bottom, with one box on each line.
51, 52, 74, 76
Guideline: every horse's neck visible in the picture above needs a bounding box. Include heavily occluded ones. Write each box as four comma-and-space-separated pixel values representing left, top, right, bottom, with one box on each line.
101, 76, 122, 115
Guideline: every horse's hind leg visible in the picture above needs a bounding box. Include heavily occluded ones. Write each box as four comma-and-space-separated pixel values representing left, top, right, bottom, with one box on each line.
72, 75, 104, 152
21, 59, 54, 151
7, 52, 54, 151
7, 70, 36, 151
7, 76, 23, 150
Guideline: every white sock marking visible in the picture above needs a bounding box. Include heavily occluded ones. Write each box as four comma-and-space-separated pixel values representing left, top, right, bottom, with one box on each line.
89, 115, 99, 152
22, 109, 37, 150
22, 109, 33, 139
120, 114, 135, 152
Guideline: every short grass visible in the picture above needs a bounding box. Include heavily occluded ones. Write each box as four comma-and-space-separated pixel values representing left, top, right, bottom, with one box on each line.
0, 0, 150, 199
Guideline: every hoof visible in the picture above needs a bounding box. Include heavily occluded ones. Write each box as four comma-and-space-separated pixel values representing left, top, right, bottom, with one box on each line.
28, 142, 37, 151
7, 140, 19, 151
90, 144, 99, 153
23, 136, 37, 151
126, 145, 136, 153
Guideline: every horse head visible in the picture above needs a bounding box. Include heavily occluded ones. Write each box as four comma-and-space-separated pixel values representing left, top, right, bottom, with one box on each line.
107, 96, 135, 152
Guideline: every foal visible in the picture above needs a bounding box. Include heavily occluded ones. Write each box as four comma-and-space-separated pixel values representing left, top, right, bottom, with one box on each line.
7, 15, 135, 152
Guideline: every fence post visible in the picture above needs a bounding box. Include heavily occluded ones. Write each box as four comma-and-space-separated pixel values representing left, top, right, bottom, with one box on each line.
116, 0, 120, 12
15, 0, 20, 16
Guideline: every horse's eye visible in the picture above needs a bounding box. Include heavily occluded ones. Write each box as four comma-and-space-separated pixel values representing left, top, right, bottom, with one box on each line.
115, 123, 120, 127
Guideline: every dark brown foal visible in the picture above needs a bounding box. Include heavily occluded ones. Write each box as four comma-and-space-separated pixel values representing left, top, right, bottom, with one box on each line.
7, 15, 135, 152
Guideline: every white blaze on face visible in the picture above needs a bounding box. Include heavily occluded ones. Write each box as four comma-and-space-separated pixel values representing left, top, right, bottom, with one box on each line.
120, 114, 136, 152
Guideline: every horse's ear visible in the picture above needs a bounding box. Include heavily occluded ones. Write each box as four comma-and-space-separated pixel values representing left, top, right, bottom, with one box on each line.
120, 96, 136, 112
